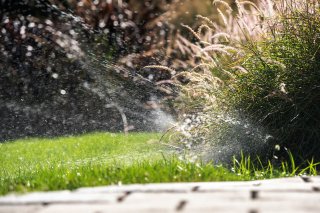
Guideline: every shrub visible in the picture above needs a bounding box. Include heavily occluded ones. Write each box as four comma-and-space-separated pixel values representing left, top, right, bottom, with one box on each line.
228, 0, 320, 161
171, 0, 320, 162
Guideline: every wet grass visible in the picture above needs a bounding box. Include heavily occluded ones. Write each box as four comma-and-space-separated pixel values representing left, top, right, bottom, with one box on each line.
0, 132, 318, 196
0, 132, 242, 195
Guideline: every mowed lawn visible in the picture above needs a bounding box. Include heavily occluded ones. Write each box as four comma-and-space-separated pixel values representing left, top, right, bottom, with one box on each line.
0, 132, 242, 195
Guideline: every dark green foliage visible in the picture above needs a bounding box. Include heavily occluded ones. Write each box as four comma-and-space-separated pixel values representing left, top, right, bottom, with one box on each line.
228, 3, 320, 161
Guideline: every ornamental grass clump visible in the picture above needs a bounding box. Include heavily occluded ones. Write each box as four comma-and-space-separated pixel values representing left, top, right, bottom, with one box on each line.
170, 0, 320, 163
228, 0, 320, 161
164, 0, 274, 161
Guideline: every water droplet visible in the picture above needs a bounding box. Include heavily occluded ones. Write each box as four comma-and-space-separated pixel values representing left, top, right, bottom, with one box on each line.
45, 19, 53, 26
60, 89, 67, 95
27, 46, 33, 51
20, 26, 26, 35
52, 73, 59, 79
148, 74, 154, 80
28, 22, 36, 28
99, 21, 106, 28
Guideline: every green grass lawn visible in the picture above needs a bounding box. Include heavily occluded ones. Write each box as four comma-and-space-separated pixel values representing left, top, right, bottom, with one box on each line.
0, 132, 243, 195
0, 132, 318, 196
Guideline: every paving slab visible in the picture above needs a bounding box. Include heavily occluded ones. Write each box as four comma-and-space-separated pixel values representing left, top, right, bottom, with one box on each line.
37, 204, 174, 213
1, 177, 320, 213
0, 205, 43, 213
308, 176, 320, 183
184, 201, 320, 213
75, 183, 198, 193
0, 191, 123, 205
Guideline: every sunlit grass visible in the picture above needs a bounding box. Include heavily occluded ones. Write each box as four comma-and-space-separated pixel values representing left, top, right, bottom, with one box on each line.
231, 152, 319, 180
0, 132, 318, 196
0, 132, 164, 173
0, 132, 164, 194
0, 132, 242, 195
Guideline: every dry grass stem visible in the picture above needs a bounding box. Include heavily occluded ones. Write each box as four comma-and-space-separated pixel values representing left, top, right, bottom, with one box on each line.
143, 65, 176, 74
181, 24, 202, 41
212, 0, 233, 11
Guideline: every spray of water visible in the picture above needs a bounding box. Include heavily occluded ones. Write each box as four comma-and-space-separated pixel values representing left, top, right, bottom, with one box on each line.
0, 1, 175, 140
175, 110, 276, 164
1, 0, 271, 156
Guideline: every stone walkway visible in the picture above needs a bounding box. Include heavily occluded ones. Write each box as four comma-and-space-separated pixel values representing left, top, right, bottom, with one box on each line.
1, 176, 320, 213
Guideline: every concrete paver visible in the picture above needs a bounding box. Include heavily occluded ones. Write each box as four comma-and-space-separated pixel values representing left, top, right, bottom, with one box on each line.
0, 205, 42, 213
0, 177, 320, 213
0, 191, 123, 205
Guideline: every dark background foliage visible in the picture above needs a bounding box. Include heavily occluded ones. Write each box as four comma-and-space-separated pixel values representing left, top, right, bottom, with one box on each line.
0, 0, 181, 141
